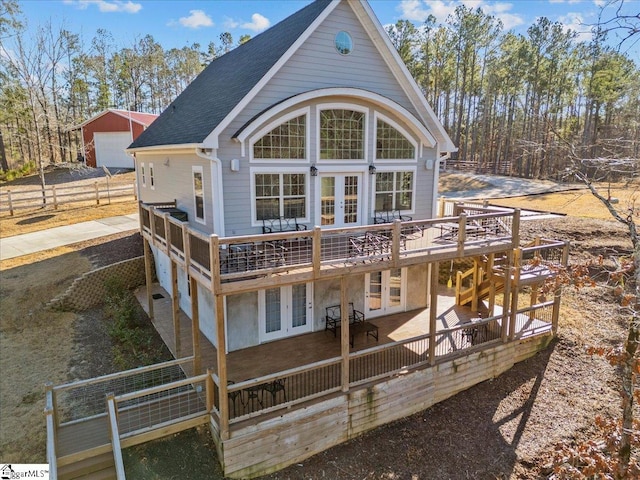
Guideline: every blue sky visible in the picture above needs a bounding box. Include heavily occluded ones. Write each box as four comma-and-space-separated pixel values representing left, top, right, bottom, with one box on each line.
16, 0, 640, 54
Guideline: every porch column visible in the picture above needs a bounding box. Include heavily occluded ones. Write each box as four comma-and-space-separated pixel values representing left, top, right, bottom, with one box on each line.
552, 241, 570, 335
340, 276, 350, 393
190, 275, 202, 375
501, 251, 512, 343
215, 294, 230, 440
508, 249, 521, 341
429, 262, 438, 366
170, 261, 181, 355
143, 237, 154, 319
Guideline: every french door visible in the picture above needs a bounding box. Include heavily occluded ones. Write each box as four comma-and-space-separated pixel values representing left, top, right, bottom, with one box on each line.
259, 283, 313, 342
365, 268, 405, 318
319, 174, 361, 227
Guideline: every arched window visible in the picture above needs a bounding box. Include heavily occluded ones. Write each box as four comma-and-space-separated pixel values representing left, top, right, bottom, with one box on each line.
376, 118, 415, 159
320, 109, 364, 160
253, 115, 306, 160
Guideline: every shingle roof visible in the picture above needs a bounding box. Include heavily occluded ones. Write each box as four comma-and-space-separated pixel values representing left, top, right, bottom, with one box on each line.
129, 0, 332, 149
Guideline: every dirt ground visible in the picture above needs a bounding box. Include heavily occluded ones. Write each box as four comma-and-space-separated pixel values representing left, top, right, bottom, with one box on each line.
0, 171, 638, 478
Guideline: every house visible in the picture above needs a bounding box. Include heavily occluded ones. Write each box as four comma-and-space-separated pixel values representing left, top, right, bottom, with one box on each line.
45, 1, 568, 479
73, 109, 158, 168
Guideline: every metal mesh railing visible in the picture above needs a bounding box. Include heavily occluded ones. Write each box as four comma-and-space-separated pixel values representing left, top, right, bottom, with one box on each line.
115, 375, 208, 437
227, 358, 341, 421
140, 206, 151, 230
349, 334, 430, 386
433, 317, 502, 358
513, 301, 554, 338
53, 358, 191, 425
153, 211, 166, 240
189, 233, 210, 271
168, 221, 184, 254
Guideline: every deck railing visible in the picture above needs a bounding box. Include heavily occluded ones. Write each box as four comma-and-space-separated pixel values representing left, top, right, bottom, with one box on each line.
349, 334, 430, 386
513, 301, 554, 338
433, 315, 502, 357
224, 357, 342, 421
114, 373, 209, 437
45, 385, 58, 480
51, 357, 193, 426
139, 202, 519, 291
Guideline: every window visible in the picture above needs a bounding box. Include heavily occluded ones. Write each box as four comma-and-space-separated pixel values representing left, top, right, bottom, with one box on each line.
140, 163, 146, 187
320, 109, 364, 160
149, 163, 155, 189
193, 166, 205, 223
255, 172, 306, 221
253, 115, 306, 159
376, 118, 415, 159
375, 171, 414, 211
335, 31, 353, 55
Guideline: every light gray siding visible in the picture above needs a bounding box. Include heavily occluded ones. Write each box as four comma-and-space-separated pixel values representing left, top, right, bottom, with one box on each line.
227, 292, 259, 351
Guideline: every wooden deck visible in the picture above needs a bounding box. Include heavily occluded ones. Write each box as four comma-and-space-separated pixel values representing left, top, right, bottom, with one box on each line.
135, 284, 489, 381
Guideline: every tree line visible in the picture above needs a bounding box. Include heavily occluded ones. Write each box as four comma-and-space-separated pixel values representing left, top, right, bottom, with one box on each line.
386, 4, 639, 179
1, 0, 638, 180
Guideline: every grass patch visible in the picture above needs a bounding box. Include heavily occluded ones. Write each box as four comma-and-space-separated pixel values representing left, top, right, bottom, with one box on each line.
0, 162, 37, 182
439, 172, 494, 193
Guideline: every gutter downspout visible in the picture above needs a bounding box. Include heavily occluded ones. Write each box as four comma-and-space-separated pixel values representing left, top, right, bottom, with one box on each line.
432, 148, 450, 218
195, 147, 225, 237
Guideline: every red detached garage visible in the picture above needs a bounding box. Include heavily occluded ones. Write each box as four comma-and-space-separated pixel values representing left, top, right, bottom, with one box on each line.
75, 109, 158, 168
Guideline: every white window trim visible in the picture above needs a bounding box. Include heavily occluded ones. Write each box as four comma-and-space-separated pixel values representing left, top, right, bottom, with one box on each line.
249, 107, 310, 163
316, 102, 368, 164
140, 162, 146, 188
370, 166, 417, 216
192, 165, 206, 225
373, 112, 418, 164
250, 166, 310, 227
149, 162, 155, 190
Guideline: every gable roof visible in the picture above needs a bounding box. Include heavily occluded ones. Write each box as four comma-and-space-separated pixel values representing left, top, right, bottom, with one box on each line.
74, 109, 158, 130
129, 0, 333, 149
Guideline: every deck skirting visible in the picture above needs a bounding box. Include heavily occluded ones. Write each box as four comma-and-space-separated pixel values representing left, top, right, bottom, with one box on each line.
216, 334, 552, 479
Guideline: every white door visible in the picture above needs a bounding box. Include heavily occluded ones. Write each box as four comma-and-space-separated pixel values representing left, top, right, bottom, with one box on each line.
259, 283, 313, 342
94, 132, 134, 168
365, 268, 406, 318
319, 174, 361, 227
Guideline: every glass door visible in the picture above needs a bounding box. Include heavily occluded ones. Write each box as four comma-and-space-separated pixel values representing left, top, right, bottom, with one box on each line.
259, 284, 313, 342
319, 174, 361, 227
365, 268, 405, 318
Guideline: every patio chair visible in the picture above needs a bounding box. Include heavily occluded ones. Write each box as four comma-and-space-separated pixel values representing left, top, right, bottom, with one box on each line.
325, 302, 365, 336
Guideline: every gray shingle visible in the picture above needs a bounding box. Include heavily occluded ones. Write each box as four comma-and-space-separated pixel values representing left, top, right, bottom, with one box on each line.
130, 0, 332, 149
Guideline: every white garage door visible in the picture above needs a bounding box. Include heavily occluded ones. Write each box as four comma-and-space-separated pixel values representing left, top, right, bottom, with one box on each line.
94, 132, 134, 169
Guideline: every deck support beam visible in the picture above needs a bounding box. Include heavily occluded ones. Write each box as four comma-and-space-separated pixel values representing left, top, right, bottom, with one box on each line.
340, 276, 349, 393
429, 261, 438, 365
501, 252, 512, 342
215, 293, 230, 440
143, 237, 154, 319
190, 276, 201, 375
170, 261, 181, 355
508, 249, 521, 341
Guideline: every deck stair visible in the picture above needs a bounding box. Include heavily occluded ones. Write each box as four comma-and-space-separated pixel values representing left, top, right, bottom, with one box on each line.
58, 452, 116, 480
455, 254, 506, 309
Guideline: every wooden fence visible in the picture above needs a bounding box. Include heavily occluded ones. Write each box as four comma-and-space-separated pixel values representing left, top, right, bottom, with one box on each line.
0, 181, 136, 215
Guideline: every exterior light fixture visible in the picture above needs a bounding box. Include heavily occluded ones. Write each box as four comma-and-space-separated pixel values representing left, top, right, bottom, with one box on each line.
368, 164, 376, 175
310, 165, 318, 176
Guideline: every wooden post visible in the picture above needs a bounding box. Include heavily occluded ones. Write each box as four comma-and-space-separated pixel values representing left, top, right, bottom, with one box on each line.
210, 235, 220, 293
44, 382, 58, 428
457, 213, 467, 257
206, 368, 214, 413
429, 261, 438, 365
143, 238, 154, 319
501, 251, 512, 343
190, 275, 201, 375
340, 276, 350, 392
512, 209, 521, 247
52, 185, 58, 210
392, 219, 401, 267
509, 249, 521, 340
529, 285, 538, 320
106, 394, 126, 480
7, 190, 13, 216
471, 259, 479, 312
215, 294, 229, 439
312, 226, 322, 278
94, 181, 100, 205
438, 196, 445, 218
170, 261, 181, 355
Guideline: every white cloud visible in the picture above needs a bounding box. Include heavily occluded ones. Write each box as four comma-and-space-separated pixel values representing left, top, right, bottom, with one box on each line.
557, 11, 594, 41
178, 10, 214, 29
223, 16, 240, 29
241, 13, 270, 32
65, 0, 142, 14
397, 1, 523, 30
